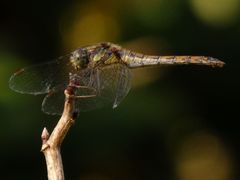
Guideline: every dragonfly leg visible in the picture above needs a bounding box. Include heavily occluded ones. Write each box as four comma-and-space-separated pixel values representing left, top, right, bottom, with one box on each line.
73, 85, 97, 92
74, 94, 97, 99
95, 69, 101, 91
67, 85, 97, 99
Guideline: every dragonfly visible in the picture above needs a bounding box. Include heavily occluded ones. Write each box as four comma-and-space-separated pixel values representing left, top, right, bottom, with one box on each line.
9, 42, 225, 115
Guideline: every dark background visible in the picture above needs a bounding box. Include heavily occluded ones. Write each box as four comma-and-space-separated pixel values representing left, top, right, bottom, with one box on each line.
0, 0, 239, 179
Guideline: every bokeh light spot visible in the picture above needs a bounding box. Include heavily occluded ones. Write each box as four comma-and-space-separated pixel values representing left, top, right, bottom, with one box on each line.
60, 3, 120, 50
175, 132, 233, 180
190, 0, 240, 27
123, 37, 167, 88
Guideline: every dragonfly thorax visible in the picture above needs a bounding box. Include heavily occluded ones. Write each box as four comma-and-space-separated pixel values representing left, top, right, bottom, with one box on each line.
70, 48, 89, 70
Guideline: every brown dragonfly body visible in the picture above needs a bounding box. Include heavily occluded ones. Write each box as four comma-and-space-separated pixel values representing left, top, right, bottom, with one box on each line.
81, 42, 224, 69
9, 42, 225, 115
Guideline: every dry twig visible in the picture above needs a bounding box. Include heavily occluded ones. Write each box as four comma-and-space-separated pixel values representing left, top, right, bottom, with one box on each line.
41, 88, 77, 180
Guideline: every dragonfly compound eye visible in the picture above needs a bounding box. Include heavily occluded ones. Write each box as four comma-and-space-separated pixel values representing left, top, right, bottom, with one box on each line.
70, 48, 89, 70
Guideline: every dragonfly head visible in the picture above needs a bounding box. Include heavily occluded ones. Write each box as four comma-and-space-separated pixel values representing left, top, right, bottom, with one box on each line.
70, 48, 89, 70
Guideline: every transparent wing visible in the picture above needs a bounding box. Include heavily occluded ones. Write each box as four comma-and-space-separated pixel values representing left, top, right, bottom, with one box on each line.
41, 63, 132, 115
42, 90, 65, 115
9, 55, 71, 95
75, 63, 132, 112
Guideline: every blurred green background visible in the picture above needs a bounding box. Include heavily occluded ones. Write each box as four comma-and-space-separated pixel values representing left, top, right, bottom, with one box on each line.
0, 0, 239, 179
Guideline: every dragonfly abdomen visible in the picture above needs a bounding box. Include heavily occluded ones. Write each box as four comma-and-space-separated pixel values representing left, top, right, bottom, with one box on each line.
123, 51, 225, 68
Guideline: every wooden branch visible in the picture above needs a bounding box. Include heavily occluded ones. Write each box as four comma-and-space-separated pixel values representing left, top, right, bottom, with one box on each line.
41, 88, 77, 180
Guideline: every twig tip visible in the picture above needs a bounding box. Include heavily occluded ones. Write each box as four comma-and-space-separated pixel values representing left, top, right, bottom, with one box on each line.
41, 128, 50, 152
41, 127, 50, 141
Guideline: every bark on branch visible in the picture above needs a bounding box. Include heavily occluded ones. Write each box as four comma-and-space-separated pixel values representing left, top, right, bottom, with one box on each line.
41, 88, 77, 180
